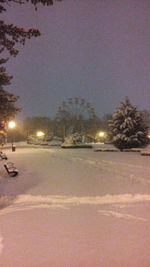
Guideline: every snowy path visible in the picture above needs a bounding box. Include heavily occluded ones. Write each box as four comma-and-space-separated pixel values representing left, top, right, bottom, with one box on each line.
0, 144, 150, 266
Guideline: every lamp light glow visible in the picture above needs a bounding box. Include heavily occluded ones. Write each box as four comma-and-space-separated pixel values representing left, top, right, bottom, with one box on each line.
99, 131, 105, 137
8, 121, 16, 129
36, 131, 45, 137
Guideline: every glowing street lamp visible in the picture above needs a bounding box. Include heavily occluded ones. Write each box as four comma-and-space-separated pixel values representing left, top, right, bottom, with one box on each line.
36, 131, 45, 138
98, 131, 105, 137
8, 120, 16, 129
96, 131, 107, 144
36, 131, 45, 144
8, 120, 16, 151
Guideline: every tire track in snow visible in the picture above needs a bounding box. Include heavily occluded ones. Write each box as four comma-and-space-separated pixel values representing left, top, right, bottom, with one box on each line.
0, 194, 150, 222
98, 210, 146, 222
51, 152, 150, 185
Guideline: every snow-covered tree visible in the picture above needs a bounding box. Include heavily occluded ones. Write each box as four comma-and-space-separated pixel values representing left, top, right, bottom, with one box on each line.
109, 98, 149, 150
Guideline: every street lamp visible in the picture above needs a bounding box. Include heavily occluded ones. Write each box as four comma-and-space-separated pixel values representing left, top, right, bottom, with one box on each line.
8, 121, 16, 129
36, 131, 45, 144
8, 120, 16, 151
36, 131, 45, 138
98, 131, 105, 137
97, 131, 107, 144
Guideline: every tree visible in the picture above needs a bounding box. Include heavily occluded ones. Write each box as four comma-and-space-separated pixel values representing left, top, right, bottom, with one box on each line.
101, 113, 112, 130
0, 58, 20, 121
0, 58, 12, 85
0, 0, 62, 85
141, 109, 150, 127
0, 86, 20, 144
109, 97, 149, 151
0, 87, 20, 122
0, 0, 62, 59
0, 0, 62, 132
23, 116, 53, 136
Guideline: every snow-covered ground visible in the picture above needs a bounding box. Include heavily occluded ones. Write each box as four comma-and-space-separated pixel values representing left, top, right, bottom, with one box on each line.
0, 142, 150, 267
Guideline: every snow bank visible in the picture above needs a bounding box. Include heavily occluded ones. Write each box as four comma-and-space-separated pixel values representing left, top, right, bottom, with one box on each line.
141, 150, 150, 156
1, 193, 150, 216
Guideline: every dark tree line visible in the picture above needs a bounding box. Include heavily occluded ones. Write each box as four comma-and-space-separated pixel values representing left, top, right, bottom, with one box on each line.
16, 100, 150, 146
22, 113, 112, 140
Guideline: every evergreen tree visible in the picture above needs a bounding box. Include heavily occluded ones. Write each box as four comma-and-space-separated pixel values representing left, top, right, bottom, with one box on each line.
109, 97, 149, 150
0, 0, 62, 57
0, 0, 62, 135
0, 86, 20, 144
0, 0, 62, 88
0, 58, 20, 124
0, 87, 20, 122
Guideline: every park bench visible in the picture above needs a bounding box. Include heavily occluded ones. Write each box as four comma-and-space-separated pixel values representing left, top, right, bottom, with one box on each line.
4, 162, 18, 177
0, 151, 8, 160
0, 151, 19, 177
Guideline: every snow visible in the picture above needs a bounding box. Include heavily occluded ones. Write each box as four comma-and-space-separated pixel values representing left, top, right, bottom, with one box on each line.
0, 142, 150, 266
0, 234, 3, 255
109, 98, 148, 149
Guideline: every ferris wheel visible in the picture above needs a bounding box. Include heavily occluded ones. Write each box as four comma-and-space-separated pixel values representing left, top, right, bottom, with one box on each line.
56, 98, 96, 120
55, 98, 97, 136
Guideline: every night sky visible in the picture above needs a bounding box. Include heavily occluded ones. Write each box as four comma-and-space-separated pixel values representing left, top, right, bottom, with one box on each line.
3, 0, 150, 119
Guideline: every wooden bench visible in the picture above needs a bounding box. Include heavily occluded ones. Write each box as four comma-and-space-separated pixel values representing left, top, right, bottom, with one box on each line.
4, 162, 18, 177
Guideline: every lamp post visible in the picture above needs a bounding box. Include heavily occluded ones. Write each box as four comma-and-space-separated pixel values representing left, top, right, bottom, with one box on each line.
97, 131, 106, 143
36, 131, 45, 138
8, 120, 16, 151
98, 131, 105, 137
36, 131, 45, 144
